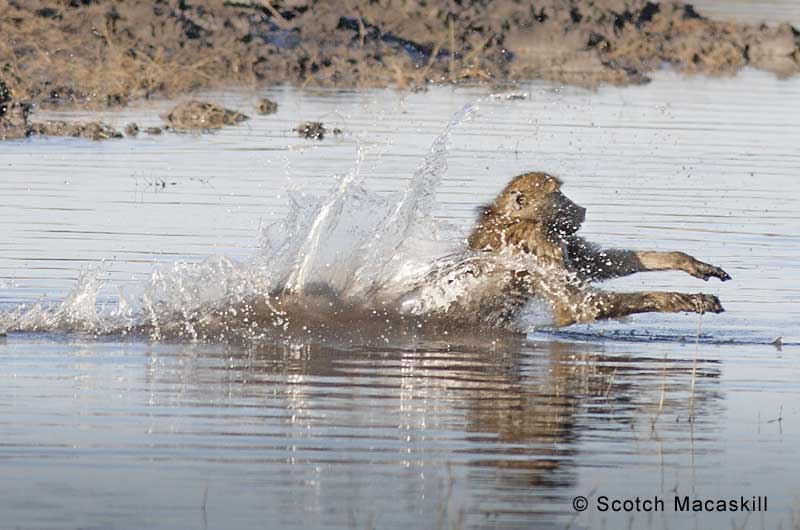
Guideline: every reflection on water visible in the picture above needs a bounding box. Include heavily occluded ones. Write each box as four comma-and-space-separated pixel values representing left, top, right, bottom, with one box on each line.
2, 59, 800, 530
0, 333, 740, 530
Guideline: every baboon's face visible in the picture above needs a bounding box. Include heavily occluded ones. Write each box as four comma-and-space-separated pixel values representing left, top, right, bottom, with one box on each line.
496, 172, 586, 236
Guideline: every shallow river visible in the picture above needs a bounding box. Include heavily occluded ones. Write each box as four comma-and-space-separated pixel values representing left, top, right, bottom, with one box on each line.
1, 64, 800, 529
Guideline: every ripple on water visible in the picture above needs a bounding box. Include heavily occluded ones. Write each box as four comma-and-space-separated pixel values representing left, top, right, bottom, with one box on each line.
1, 67, 800, 529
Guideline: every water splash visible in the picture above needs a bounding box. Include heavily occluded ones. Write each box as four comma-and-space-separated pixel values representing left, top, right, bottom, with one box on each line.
0, 90, 788, 346
347, 101, 479, 296
281, 145, 369, 294
1, 92, 775, 345
5, 270, 104, 332
0, 99, 490, 340
262, 100, 481, 303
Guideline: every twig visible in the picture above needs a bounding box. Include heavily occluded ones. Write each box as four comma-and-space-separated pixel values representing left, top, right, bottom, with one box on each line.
257, 0, 290, 29
689, 313, 701, 422
419, 35, 447, 82
766, 404, 784, 424
201, 484, 208, 530
448, 16, 456, 82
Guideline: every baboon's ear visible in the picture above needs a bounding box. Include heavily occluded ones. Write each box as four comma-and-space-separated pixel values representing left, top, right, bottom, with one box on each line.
544, 178, 561, 194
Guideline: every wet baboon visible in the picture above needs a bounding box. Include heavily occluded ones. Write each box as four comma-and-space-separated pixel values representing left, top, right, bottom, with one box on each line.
139, 172, 731, 340
466, 172, 730, 327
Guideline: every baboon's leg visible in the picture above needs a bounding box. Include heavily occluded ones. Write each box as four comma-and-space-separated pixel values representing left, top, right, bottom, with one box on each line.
567, 238, 730, 282
553, 290, 724, 326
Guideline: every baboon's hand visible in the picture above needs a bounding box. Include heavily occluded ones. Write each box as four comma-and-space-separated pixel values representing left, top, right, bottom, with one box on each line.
688, 259, 731, 282
689, 294, 724, 314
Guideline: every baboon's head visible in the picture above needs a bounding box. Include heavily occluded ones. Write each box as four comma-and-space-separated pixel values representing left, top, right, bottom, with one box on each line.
494, 172, 586, 236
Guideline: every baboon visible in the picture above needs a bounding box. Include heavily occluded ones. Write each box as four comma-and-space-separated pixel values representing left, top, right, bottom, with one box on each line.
137, 172, 731, 340
466, 172, 730, 327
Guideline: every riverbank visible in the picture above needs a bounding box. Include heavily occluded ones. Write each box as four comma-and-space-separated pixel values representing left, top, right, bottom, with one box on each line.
1, 0, 799, 139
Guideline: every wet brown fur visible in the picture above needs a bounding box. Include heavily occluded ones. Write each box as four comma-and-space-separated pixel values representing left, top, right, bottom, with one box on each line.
467, 172, 730, 327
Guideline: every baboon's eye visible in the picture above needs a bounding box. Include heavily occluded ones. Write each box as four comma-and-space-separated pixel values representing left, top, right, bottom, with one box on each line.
513, 191, 526, 209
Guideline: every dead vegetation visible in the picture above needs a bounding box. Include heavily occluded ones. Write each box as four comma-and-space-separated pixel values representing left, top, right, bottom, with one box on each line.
0, 0, 798, 137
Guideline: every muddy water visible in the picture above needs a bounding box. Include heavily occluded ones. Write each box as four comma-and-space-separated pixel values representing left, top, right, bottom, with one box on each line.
2, 68, 800, 530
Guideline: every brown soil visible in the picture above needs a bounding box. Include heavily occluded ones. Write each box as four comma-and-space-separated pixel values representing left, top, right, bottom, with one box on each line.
163, 100, 249, 130
1, 1, 798, 140
257, 97, 278, 115
124, 123, 139, 137
28, 120, 123, 140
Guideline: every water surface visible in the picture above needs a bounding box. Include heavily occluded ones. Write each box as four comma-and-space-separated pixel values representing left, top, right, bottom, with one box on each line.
1, 68, 799, 529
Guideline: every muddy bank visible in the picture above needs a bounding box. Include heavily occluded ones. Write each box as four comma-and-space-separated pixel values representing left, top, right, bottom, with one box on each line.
27, 120, 123, 140
1, 0, 799, 137
1, 98, 252, 140
163, 100, 249, 130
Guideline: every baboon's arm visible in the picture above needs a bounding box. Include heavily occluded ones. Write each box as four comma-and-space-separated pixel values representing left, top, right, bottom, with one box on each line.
552, 290, 724, 327
633, 251, 731, 281
566, 237, 731, 282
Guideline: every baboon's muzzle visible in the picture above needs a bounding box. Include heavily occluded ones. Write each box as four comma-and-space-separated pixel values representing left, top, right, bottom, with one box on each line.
548, 192, 585, 235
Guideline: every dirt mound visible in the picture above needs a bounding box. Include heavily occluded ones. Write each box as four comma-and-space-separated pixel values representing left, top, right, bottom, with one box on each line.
257, 98, 278, 115
28, 120, 123, 140
163, 100, 249, 130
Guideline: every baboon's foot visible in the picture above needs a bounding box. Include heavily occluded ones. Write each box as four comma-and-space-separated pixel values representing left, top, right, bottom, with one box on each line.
685, 258, 731, 282
690, 293, 724, 314
657, 292, 724, 314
